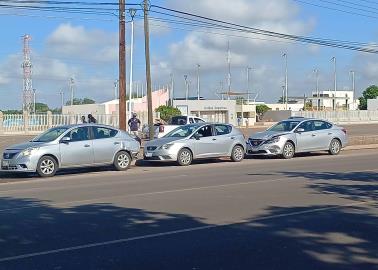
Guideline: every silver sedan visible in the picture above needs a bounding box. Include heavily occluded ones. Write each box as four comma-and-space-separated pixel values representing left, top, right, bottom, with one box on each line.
144, 123, 246, 166
1, 124, 140, 177
246, 117, 348, 159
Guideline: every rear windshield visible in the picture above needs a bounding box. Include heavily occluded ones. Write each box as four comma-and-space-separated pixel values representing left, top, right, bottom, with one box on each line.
169, 116, 187, 125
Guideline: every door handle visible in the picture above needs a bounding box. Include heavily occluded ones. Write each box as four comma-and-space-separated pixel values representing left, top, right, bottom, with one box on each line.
311, 134, 316, 137
114, 142, 120, 145
84, 144, 91, 147
212, 138, 217, 141
230, 137, 235, 139
328, 132, 333, 135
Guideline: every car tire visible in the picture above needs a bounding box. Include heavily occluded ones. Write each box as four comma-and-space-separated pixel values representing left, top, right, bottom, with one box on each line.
177, 148, 193, 166
282, 142, 295, 159
36, 156, 58, 177
231, 145, 244, 162
114, 151, 132, 171
328, 139, 341, 155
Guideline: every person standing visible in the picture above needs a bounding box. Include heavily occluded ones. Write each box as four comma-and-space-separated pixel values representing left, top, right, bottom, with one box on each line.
81, 116, 87, 123
88, 114, 97, 123
128, 113, 141, 136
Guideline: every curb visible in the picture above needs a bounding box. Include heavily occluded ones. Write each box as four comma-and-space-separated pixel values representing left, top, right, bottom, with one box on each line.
344, 144, 378, 151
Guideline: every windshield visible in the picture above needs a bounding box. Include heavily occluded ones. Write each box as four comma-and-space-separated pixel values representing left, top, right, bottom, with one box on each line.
32, 127, 69, 142
164, 125, 198, 138
168, 116, 187, 125
268, 121, 300, 132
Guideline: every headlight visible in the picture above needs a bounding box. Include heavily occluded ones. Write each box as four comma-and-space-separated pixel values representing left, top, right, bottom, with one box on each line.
160, 144, 174, 150
21, 147, 39, 157
264, 136, 280, 144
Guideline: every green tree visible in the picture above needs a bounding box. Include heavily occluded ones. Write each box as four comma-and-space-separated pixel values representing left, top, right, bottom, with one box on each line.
358, 85, 378, 110
155, 105, 181, 122
35, 102, 49, 113
256, 104, 271, 115
66, 98, 96, 106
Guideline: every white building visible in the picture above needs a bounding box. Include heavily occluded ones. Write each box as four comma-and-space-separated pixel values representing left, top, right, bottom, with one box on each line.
308, 90, 358, 110
173, 99, 256, 126
368, 98, 378, 110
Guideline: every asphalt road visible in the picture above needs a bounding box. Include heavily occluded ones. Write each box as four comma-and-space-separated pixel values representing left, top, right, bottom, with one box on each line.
0, 149, 377, 270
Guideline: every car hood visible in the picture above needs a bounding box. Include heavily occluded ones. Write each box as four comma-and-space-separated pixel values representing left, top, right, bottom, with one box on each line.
145, 136, 185, 147
5, 141, 49, 151
249, 130, 290, 140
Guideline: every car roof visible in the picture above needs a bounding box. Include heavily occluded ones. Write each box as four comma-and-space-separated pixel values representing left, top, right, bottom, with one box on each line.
54, 123, 119, 130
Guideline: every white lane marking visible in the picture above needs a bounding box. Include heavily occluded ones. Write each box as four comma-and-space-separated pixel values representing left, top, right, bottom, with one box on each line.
0, 200, 371, 263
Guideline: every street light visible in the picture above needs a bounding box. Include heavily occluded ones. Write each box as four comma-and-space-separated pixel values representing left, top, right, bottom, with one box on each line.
196, 64, 200, 100
331, 57, 337, 110
33, 89, 36, 113
313, 69, 319, 111
282, 53, 288, 110
350, 70, 355, 110
184, 75, 189, 100
128, 8, 137, 121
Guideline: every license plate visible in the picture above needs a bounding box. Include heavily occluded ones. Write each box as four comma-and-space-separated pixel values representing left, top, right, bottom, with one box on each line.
145, 152, 153, 157
2, 160, 9, 167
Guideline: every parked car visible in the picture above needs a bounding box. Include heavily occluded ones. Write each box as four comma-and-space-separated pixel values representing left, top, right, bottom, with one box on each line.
144, 123, 246, 166
142, 115, 206, 139
1, 124, 140, 177
246, 118, 348, 159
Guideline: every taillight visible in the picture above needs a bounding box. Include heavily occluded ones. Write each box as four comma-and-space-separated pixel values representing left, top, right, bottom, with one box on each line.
342, 128, 347, 134
159, 125, 164, 133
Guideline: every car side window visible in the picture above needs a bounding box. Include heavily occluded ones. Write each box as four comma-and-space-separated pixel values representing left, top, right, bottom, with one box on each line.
189, 118, 194, 124
214, 124, 231, 136
93, 127, 118, 139
68, 127, 90, 142
194, 118, 205, 123
313, 121, 329, 131
196, 125, 213, 138
297, 121, 313, 132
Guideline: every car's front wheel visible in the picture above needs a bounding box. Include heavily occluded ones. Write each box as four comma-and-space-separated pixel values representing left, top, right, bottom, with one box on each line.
114, 151, 131, 171
282, 142, 295, 159
231, 145, 244, 162
329, 139, 341, 155
36, 156, 58, 177
177, 148, 193, 166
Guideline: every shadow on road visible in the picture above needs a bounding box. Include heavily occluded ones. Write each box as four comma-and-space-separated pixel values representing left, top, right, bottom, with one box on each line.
0, 170, 377, 270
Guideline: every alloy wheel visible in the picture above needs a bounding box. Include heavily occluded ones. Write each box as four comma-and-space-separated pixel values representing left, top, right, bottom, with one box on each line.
40, 159, 55, 175
117, 153, 130, 169
179, 150, 192, 166
232, 146, 244, 162
283, 143, 295, 159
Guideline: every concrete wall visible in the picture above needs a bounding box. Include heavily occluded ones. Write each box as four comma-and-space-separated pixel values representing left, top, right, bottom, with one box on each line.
367, 99, 378, 110
62, 104, 105, 115
265, 103, 304, 112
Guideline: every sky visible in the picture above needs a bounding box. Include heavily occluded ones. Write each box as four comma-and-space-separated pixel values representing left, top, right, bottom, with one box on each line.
0, 0, 378, 110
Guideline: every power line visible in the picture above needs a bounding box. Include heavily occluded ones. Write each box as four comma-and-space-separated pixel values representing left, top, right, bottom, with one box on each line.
316, 0, 378, 15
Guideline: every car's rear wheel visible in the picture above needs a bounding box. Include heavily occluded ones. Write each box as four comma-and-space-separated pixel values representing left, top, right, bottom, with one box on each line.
329, 139, 341, 155
231, 145, 244, 162
177, 148, 192, 166
37, 156, 58, 177
282, 142, 295, 159
114, 151, 131, 171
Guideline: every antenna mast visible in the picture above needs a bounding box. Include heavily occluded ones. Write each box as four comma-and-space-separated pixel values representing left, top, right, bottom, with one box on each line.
22, 34, 33, 113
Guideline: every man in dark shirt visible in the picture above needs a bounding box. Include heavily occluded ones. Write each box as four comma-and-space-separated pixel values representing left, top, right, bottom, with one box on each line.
128, 113, 141, 136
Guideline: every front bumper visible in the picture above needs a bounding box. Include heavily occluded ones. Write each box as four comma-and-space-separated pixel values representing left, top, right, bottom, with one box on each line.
246, 142, 283, 156
143, 148, 177, 161
1, 156, 37, 172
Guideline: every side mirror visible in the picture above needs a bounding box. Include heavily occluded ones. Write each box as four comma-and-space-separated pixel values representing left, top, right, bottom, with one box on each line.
61, 137, 71, 144
296, 128, 305, 133
192, 133, 201, 140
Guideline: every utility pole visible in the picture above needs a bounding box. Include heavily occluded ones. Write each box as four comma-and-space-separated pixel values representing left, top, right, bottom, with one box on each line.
246, 66, 252, 103
184, 75, 189, 100
114, 80, 118, 100
59, 90, 64, 113
283, 53, 288, 110
227, 41, 231, 100
33, 89, 36, 113
350, 70, 355, 110
143, 0, 153, 139
314, 69, 319, 111
331, 56, 337, 111
128, 8, 137, 121
196, 64, 201, 100
69, 77, 75, 106
170, 73, 174, 106
281, 86, 285, 105
118, 0, 127, 131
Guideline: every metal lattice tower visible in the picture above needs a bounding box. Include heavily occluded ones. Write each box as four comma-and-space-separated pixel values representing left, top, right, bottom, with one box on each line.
22, 34, 33, 113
